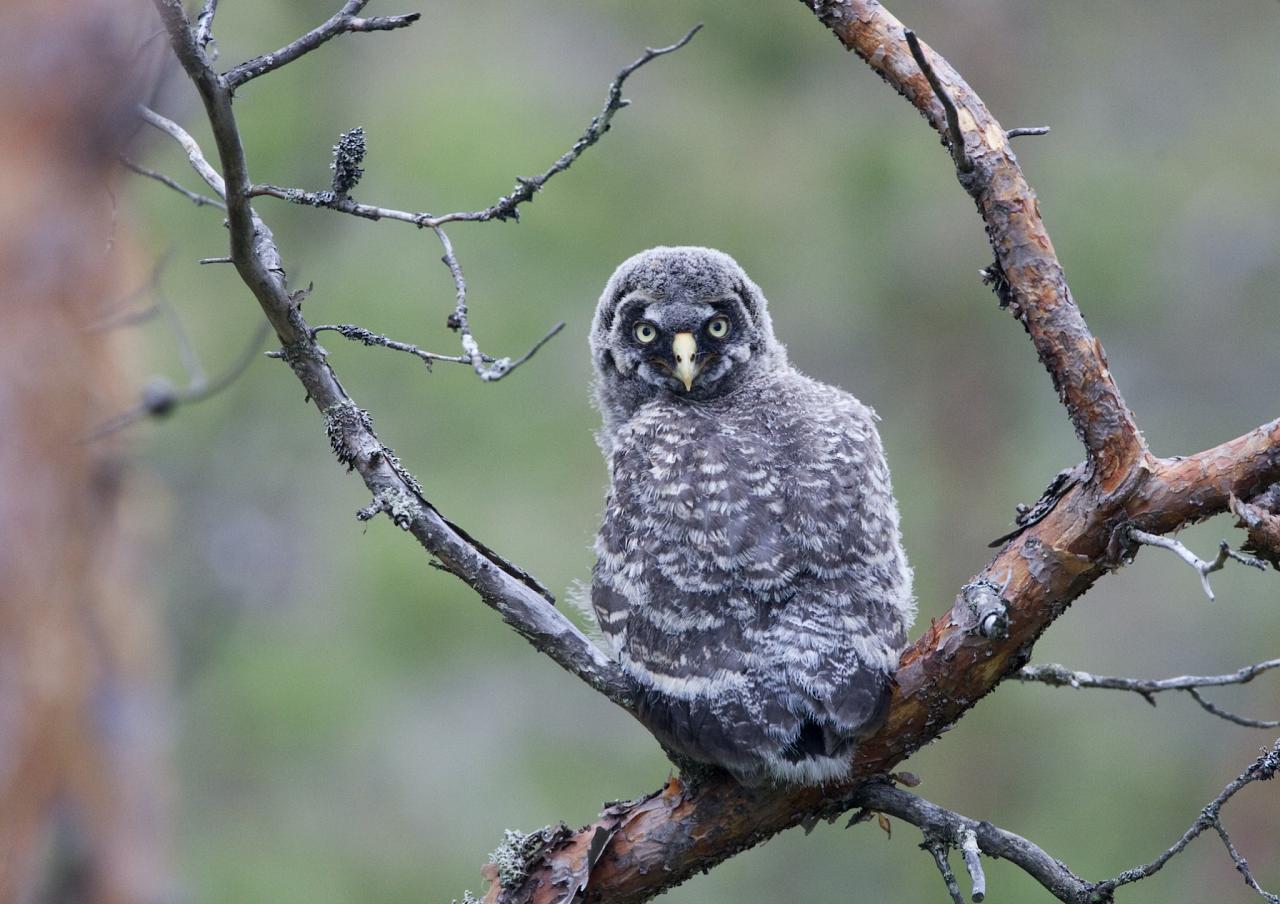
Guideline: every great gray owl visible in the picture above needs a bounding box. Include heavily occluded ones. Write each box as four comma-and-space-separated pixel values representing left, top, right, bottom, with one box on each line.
589, 246, 915, 786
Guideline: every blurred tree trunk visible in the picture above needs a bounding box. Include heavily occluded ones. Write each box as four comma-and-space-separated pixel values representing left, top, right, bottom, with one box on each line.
0, 2, 172, 902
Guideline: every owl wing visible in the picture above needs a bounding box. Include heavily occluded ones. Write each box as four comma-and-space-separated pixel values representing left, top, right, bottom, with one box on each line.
775, 382, 914, 718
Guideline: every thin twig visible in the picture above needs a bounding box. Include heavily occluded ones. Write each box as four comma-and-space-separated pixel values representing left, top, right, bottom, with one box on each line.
1094, 739, 1280, 901
1127, 527, 1266, 600
121, 155, 225, 209
960, 829, 986, 903
137, 105, 226, 198
246, 24, 702, 228
162, 297, 207, 390
1018, 658, 1280, 694
1214, 823, 1280, 904
1006, 126, 1051, 139
91, 252, 172, 330
1187, 688, 1280, 730
82, 320, 272, 441
199, 256, 233, 265
223, 1, 420, 89
853, 783, 1091, 903
923, 838, 965, 904
430, 226, 565, 381
1018, 658, 1280, 728
449, 23, 703, 225
311, 323, 476, 368
904, 30, 973, 173
194, 0, 218, 59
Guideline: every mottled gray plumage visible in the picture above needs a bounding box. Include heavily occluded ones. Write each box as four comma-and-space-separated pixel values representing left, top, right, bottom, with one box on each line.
590, 247, 914, 785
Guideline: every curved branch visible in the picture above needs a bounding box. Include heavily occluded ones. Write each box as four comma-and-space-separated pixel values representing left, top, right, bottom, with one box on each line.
488, 5, 1280, 900
855, 783, 1090, 904
811, 1, 1147, 489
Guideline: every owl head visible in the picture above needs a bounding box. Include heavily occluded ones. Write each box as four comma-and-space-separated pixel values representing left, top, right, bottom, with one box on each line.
590, 247, 786, 432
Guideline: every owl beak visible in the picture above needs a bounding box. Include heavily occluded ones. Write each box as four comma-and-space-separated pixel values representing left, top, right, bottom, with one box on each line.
672, 332, 698, 392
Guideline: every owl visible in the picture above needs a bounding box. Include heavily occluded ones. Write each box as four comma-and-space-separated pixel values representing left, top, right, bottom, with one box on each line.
589, 246, 915, 786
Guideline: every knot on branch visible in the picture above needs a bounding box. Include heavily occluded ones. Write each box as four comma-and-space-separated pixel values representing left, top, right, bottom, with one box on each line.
141, 376, 178, 418
330, 126, 366, 196
961, 575, 1010, 638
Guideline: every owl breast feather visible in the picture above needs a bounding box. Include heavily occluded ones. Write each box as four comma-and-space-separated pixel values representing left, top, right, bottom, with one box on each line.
591, 369, 913, 784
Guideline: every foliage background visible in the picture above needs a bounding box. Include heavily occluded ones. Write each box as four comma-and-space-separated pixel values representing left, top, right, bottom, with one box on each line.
126, 1, 1279, 901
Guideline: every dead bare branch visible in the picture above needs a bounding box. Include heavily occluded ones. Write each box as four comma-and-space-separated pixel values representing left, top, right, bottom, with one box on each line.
145, 0, 636, 710
82, 319, 271, 441
1018, 658, 1280, 728
194, 0, 218, 58
223, 1, 420, 89
1093, 739, 1280, 902
854, 782, 1090, 903
244, 24, 702, 230
120, 155, 225, 208
1126, 527, 1266, 601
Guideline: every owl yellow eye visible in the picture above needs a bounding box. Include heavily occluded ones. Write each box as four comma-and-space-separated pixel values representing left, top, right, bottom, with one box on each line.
634, 322, 658, 344
706, 316, 731, 339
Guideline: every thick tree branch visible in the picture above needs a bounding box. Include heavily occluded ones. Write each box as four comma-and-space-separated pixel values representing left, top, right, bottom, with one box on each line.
486, 5, 1280, 900
810, 2, 1147, 489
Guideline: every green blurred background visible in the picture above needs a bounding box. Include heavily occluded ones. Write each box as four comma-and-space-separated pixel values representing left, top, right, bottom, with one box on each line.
126, 1, 1279, 901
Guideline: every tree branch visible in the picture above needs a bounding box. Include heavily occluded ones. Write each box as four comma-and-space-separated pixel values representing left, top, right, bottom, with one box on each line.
854, 740, 1280, 904
854, 782, 1090, 904
1018, 658, 1280, 728
146, 0, 634, 709
1232, 486, 1280, 569
811, 3, 1148, 488
1093, 739, 1280, 902
903, 30, 972, 173
222, 1, 420, 89
245, 25, 702, 229
1125, 528, 1265, 600
483, 4, 1280, 899
141, 1, 1280, 901
120, 155, 225, 208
